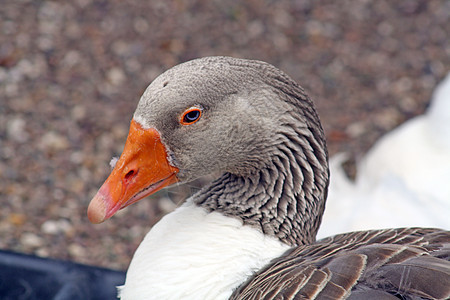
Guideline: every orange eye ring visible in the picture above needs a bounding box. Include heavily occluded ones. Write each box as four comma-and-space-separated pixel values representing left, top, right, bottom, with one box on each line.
180, 107, 202, 125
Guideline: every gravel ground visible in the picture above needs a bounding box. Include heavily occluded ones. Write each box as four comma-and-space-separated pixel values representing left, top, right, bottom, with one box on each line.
1, 0, 449, 271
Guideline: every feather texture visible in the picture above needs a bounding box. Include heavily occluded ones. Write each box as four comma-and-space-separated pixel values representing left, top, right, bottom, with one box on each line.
231, 228, 450, 299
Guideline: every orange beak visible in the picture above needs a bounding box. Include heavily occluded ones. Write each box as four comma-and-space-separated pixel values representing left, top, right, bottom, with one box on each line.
87, 120, 179, 224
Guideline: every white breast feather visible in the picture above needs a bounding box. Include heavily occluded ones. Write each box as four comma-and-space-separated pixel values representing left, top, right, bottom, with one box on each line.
118, 200, 290, 300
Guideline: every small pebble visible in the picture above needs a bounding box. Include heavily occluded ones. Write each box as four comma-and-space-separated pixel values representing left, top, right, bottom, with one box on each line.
41, 219, 72, 235
21, 233, 44, 248
7, 117, 28, 143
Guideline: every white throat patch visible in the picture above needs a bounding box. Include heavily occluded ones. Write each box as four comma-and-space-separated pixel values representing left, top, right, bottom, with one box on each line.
118, 200, 290, 300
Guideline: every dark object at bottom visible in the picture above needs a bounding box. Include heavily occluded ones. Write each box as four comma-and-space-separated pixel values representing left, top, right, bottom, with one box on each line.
0, 250, 125, 300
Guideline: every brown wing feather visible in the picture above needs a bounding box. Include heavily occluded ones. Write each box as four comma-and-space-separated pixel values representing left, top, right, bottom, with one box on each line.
230, 228, 450, 300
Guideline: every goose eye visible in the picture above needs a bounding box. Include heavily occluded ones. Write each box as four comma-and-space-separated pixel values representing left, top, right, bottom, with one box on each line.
181, 107, 202, 125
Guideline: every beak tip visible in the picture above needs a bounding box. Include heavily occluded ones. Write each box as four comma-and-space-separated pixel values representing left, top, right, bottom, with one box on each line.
87, 194, 107, 224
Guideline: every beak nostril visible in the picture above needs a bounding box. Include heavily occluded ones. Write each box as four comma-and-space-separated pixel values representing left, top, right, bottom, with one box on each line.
125, 170, 137, 182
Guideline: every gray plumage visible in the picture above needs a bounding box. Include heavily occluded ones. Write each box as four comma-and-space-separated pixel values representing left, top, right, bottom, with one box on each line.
133, 56, 450, 299
232, 228, 450, 299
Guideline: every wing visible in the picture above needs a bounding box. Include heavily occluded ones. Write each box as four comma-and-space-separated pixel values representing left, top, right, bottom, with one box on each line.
230, 228, 450, 300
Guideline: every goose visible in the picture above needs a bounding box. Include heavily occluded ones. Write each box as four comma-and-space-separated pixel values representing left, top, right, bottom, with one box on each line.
319, 73, 450, 238
87, 57, 450, 300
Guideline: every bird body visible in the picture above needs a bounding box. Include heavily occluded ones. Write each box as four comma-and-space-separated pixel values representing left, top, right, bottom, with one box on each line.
320, 73, 450, 238
87, 57, 450, 299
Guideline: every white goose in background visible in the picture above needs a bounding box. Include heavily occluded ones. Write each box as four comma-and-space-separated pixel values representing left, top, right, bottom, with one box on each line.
87, 57, 450, 300
319, 73, 450, 238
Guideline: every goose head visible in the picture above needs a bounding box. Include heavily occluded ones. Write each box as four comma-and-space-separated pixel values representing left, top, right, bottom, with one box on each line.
88, 57, 329, 243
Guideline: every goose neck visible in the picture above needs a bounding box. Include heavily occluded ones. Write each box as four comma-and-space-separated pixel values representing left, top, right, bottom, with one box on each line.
194, 128, 329, 246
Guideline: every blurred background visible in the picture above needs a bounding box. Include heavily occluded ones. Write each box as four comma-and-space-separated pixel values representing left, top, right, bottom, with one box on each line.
1, 0, 449, 270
